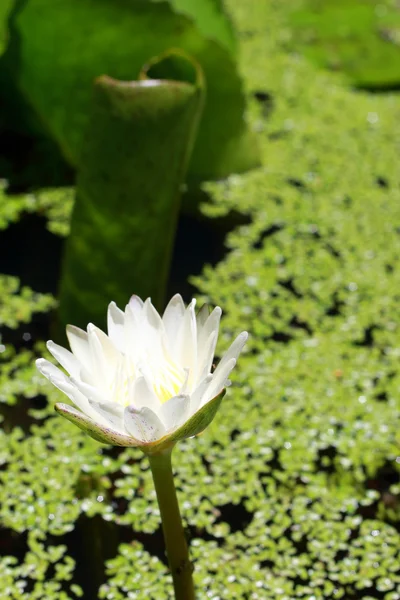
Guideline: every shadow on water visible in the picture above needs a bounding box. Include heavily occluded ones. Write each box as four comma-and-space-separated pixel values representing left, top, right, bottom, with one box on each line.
0, 213, 64, 295
168, 194, 251, 302
0, 193, 250, 308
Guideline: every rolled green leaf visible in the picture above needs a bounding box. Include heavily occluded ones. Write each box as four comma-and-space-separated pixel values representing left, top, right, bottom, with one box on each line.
6, 0, 259, 181
58, 51, 204, 331
0, 0, 13, 56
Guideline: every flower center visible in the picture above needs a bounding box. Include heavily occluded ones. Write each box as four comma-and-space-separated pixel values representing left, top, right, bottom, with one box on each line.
110, 352, 187, 407
151, 359, 186, 404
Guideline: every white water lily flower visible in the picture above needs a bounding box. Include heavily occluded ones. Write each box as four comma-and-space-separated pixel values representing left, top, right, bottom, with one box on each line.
36, 294, 247, 453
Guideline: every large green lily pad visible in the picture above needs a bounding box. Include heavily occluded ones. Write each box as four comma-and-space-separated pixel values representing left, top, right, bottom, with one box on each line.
4, 0, 258, 181
0, 0, 13, 56
289, 0, 400, 89
58, 52, 204, 329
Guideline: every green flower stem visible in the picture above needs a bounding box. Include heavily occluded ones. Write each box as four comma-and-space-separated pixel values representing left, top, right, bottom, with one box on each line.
149, 449, 195, 600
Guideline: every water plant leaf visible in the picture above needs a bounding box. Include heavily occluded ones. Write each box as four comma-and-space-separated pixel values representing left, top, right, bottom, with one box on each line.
289, 0, 400, 89
0, 275, 55, 329
151, 0, 237, 54
6, 0, 258, 181
0, 182, 73, 236
0, 0, 13, 56
58, 51, 204, 330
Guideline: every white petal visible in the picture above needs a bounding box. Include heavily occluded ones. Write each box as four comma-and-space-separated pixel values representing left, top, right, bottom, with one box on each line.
87, 324, 120, 388
129, 376, 160, 412
107, 301, 125, 351
36, 359, 108, 424
141, 299, 166, 354
196, 303, 210, 330
195, 307, 221, 382
88, 324, 120, 362
178, 368, 190, 394
66, 325, 92, 372
159, 394, 190, 431
70, 376, 109, 405
46, 341, 81, 378
197, 306, 221, 349
127, 294, 144, 314
88, 399, 125, 433
188, 374, 213, 414
107, 355, 130, 404
125, 295, 144, 337
195, 331, 217, 383
143, 298, 164, 333
162, 294, 186, 349
177, 299, 197, 371
216, 332, 248, 373
124, 296, 145, 359
200, 357, 236, 408
124, 406, 165, 442
36, 358, 68, 385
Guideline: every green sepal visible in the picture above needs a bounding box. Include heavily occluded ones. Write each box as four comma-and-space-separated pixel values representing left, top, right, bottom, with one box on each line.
144, 389, 226, 455
55, 389, 225, 454
55, 403, 140, 447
